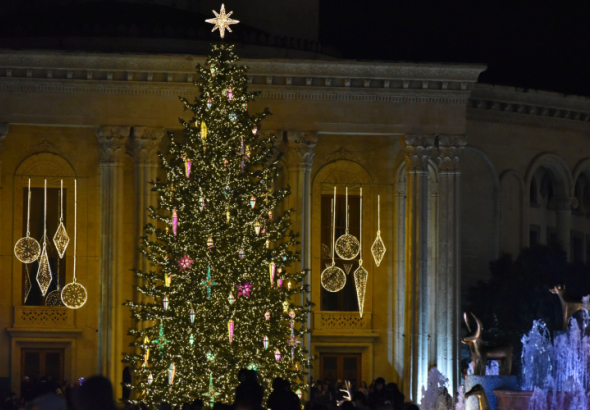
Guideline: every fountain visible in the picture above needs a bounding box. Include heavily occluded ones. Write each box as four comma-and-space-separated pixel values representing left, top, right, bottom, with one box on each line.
494, 293, 590, 410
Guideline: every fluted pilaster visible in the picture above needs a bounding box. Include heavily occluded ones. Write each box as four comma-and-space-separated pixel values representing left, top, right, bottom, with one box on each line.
97, 126, 130, 398
400, 134, 434, 401
435, 134, 466, 393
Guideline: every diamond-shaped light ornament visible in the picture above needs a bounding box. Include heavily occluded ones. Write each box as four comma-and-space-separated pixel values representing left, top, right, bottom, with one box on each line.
354, 263, 368, 318
205, 3, 239, 39
53, 221, 70, 259
371, 231, 386, 267
36, 245, 52, 296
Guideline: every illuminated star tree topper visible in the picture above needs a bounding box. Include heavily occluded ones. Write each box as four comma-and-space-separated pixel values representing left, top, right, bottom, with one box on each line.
205, 3, 239, 39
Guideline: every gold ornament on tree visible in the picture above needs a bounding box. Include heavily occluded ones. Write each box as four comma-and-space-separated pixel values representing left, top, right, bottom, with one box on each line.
53, 179, 70, 259
371, 195, 386, 267
321, 187, 346, 292
62, 180, 88, 309
335, 187, 360, 260
36, 180, 52, 296
354, 188, 368, 318
14, 179, 41, 264
205, 3, 239, 39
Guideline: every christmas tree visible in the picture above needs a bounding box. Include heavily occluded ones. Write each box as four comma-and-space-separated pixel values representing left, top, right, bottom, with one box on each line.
125, 43, 312, 408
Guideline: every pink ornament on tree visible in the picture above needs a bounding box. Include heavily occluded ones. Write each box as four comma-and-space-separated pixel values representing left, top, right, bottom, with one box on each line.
228, 320, 234, 344
265, 310, 271, 321
237, 282, 252, 297
172, 209, 178, 237
177, 254, 194, 271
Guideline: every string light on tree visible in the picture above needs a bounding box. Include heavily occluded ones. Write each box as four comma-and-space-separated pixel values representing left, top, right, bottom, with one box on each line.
124, 41, 312, 407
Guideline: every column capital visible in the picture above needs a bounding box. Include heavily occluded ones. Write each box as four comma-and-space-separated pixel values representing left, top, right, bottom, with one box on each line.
0, 123, 8, 157
97, 126, 130, 164
129, 127, 166, 165
400, 134, 435, 173
436, 134, 467, 172
285, 131, 317, 167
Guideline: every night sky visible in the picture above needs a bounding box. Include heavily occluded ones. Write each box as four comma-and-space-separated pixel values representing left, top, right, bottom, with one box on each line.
320, 0, 590, 97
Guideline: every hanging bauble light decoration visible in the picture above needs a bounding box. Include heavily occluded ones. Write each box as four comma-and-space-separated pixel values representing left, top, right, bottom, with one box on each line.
53, 180, 70, 259
296, 389, 303, 400
15, 179, 40, 264
228, 292, 235, 305
164, 274, 171, 287
208, 237, 214, 250
238, 249, 244, 260
254, 220, 261, 236
242, 102, 248, 111
268, 210, 273, 220
278, 278, 283, 288
210, 65, 216, 75
172, 209, 178, 237
224, 158, 229, 168
321, 189, 346, 292
147, 374, 153, 385
189, 334, 194, 347
274, 349, 281, 362
283, 300, 289, 312
289, 310, 295, 320
266, 239, 270, 249
228, 320, 234, 344
229, 114, 237, 122
335, 187, 360, 260
189, 308, 195, 324
163, 295, 169, 311
228, 88, 233, 100
265, 310, 271, 321
207, 98, 212, 109
206, 352, 216, 361
226, 209, 231, 224
200, 197, 205, 211
252, 126, 258, 135
250, 196, 256, 208
282, 253, 287, 262
371, 194, 386, 267
263, 335, 269, 350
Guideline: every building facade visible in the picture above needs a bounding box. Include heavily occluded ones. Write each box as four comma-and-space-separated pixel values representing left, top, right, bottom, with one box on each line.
1, 3, 590, 404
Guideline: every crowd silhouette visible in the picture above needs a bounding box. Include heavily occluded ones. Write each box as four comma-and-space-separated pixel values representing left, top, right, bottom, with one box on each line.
1, 371, 419, 410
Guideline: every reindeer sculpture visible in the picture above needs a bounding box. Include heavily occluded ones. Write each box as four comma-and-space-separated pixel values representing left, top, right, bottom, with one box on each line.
462, 312, 513, 375
465, 384, 491, 410
550, 285, 585, 330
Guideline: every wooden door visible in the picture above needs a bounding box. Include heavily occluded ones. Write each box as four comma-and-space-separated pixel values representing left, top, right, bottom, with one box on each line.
21, 349, 64, 384
320, 353, 362, 386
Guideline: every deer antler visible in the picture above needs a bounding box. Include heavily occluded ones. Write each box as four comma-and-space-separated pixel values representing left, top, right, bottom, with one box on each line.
464, 312, 472, 333
337, 380, 352, 406
471, 313, 482, 338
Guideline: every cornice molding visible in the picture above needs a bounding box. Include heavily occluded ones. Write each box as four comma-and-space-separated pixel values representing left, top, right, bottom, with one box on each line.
467, 108, 590, 132
0, 50, 482, 104
469, 84, 590, 131
0, 50, 484, 81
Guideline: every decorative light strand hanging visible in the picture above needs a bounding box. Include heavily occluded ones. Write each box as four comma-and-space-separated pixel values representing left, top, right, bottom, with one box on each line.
14, 179, 41, 264
53, 179, 70, 258
371, 194, 386, 267
335, 187, 360, 260
354, 188, 368, 318
62, 180, 88, 309
36, 180, 52, 296
321, 187, 346, 292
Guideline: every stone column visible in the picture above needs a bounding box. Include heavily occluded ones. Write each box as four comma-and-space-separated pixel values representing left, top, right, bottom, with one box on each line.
400, 135, 434, 401
285, 130, 317, 392
435, 135, 466, 393
129, 127, 165, 303
97, 126, 130, 396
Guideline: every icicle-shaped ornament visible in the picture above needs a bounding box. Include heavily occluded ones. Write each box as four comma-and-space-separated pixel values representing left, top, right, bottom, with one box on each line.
228, 320, 234, 344
172, 209, 178, 237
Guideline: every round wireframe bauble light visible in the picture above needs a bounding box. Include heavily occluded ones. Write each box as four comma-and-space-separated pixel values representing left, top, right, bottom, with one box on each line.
61, 282, 87, 309
46, 289, 64, 306
335, 233, 360, 260
320, 264, 346, 292
14, 236, 41, 264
